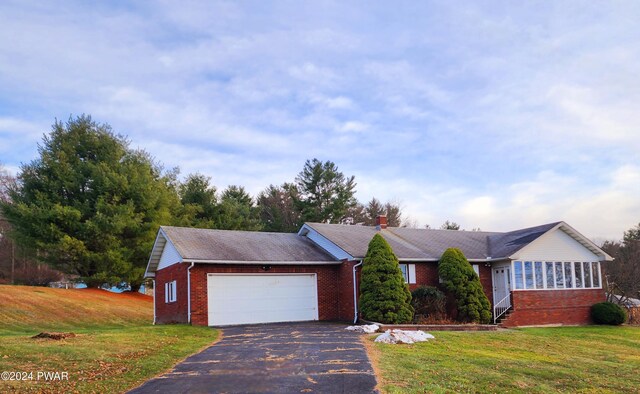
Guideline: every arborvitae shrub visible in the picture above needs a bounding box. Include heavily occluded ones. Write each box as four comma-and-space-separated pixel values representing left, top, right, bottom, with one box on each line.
438, 248, 492, 324
411, 286, 446, 321
359, 233, 414, 324
591, 302, 627, 325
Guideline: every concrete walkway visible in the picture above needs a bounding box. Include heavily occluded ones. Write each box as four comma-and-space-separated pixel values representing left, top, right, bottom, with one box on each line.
129, 322, 378, 393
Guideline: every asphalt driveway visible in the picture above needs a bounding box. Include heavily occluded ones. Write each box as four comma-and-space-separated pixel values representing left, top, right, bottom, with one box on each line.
129, 322, 378, 393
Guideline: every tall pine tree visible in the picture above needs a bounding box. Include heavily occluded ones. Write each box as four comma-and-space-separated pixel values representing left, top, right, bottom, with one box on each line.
1, 115, 178, 289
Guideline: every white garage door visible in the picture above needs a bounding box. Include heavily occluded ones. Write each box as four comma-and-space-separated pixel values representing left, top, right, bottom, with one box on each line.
207, 273, 319, 326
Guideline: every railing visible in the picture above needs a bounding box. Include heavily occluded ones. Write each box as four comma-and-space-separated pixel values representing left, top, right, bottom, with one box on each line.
493, 292, 512, 324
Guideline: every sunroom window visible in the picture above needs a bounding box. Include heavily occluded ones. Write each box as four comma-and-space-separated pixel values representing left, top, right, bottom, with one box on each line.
535, 262, 544, 289
514, 261, 524, 289
564, 262, 573, 288
512, 260, 602, 290
592, 262, 601, 287
524, 261, 534, 289
545, 262, 554, 288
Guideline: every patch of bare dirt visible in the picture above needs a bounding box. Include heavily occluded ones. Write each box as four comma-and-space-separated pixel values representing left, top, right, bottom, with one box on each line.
32, 332, 76, 340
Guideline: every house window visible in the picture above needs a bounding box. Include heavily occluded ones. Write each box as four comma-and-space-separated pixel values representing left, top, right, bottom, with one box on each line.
545, 262, 554, 288
514, 261, 524, 289
534, 261, 544, 289
472, 264, 480, 277
512, 260, 602, 290
524, 261, 534, 289
399, 264, 416, 284
554, 262, 564, 288
564, 262, 573, 288
583, 262, 592, 288
165, 280, 177, 303
574, 262, 583, 288
591, 262, 600, 287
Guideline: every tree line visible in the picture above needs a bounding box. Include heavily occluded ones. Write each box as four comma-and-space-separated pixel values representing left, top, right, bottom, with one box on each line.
0, 116, 406, 290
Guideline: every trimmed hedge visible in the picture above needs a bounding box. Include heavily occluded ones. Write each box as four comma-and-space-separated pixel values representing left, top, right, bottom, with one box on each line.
591, 302, 627, 325
359, 233, 414, 324
438, 247, 492, 324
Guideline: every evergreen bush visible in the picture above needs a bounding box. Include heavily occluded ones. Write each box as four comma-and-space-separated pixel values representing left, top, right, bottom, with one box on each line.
411, 286, 446, 321
591, 302, 627, 325
359, 233, 413, 324
438, 248, 492, 324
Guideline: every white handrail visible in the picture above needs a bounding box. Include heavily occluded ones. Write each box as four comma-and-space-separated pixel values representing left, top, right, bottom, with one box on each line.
493, 292, 512, 324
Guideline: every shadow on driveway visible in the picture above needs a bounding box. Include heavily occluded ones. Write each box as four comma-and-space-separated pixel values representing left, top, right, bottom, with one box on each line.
129, 322, 378, 393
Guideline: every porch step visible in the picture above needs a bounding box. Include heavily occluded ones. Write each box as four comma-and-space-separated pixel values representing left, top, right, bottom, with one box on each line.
497, 309, 514, 327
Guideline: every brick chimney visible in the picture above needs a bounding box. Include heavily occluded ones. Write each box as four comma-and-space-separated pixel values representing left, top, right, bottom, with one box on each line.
375, 214, 388, 230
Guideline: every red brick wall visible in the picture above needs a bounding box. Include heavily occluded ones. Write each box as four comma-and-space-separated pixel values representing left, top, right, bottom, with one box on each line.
188, 264, 341, 326
339, 260, 360, 322
502, 289, 606, 327
409, 262, 439, 291
478, 264, 493, 306
155, 263, 189, 324
154, 260, 499, 326
408, 261, 494, 307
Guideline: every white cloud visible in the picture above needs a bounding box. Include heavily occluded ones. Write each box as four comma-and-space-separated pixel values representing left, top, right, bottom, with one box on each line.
0, 1, 638, 240
338, 121, 368, 133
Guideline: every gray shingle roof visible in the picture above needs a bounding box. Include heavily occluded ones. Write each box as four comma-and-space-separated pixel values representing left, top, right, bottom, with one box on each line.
487, 222, 561, 258
161, 226, 336, 262
304, 222, 562, 260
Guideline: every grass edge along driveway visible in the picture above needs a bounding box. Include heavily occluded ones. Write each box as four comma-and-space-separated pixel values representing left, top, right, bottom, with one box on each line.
366, 325, 640, 393
0, 324, 218, 393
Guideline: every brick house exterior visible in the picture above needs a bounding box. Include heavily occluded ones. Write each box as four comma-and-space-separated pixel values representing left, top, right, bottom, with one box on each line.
145, 219, 612, 327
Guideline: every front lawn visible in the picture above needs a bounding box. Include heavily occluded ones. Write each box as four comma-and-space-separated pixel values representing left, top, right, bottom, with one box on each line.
0, 285, 218, 393
0, 325, 217, 393
367, 326, 640, 393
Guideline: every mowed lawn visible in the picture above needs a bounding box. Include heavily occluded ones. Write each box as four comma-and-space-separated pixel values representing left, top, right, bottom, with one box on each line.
368, 325, 640, 393
0, 285, 218, 393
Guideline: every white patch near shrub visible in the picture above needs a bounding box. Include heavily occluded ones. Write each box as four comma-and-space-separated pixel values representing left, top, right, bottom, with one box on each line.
345, 324, 380, 333
374, 329, 435, 344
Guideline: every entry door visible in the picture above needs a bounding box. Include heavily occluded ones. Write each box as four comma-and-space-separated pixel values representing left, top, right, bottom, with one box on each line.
493, 266, 511, 304
207, 274, 319, 326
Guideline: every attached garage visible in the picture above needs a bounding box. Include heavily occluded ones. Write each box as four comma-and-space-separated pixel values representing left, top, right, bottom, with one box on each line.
207, 273, 319, 326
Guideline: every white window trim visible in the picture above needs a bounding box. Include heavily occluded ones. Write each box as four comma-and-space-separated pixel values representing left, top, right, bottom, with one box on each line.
165, 280, 177, 303
399, 263, 416, 284
511, 260, 603, 291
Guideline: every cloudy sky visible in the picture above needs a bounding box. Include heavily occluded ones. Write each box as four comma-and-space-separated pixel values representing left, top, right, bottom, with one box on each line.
1, 1, 639, 240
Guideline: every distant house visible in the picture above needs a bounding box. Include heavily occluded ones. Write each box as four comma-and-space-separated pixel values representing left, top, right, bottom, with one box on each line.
144, 217, 612, 327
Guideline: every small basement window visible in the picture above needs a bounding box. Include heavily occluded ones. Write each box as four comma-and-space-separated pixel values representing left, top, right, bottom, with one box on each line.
165, 280, 177, 303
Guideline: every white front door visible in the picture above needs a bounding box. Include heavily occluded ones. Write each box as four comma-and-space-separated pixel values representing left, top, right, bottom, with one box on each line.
492, 265, 511, 304
207, 273, 319, 326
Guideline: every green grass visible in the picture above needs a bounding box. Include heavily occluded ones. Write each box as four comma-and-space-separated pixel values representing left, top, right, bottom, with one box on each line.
368, 326, 640, 393
0, 285, 218, 393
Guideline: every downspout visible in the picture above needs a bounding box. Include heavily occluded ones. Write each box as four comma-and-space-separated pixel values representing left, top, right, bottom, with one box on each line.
353, 260, 363, 324
152, 279, 156, 325
187, 262, 195, 324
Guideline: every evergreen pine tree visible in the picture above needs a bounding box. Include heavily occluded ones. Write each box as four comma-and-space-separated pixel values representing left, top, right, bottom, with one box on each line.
438, 248, 492, 323
359, 233, 413, 323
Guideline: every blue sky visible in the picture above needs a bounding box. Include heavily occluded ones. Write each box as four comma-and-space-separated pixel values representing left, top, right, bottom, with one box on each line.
1, 1, 639, 240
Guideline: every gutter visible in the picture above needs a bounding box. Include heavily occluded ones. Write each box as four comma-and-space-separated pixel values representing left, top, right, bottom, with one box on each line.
353, 260, 363, 324
182, 259, 341, 265
152, 279, 156, 325
187, 262, 195, 324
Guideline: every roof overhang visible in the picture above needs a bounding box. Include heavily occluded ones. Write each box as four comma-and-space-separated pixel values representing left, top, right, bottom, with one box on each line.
144, 228, 184, 278
182, 259, 341, 265
298, 223, 355, 260
396, 257, 509, 263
